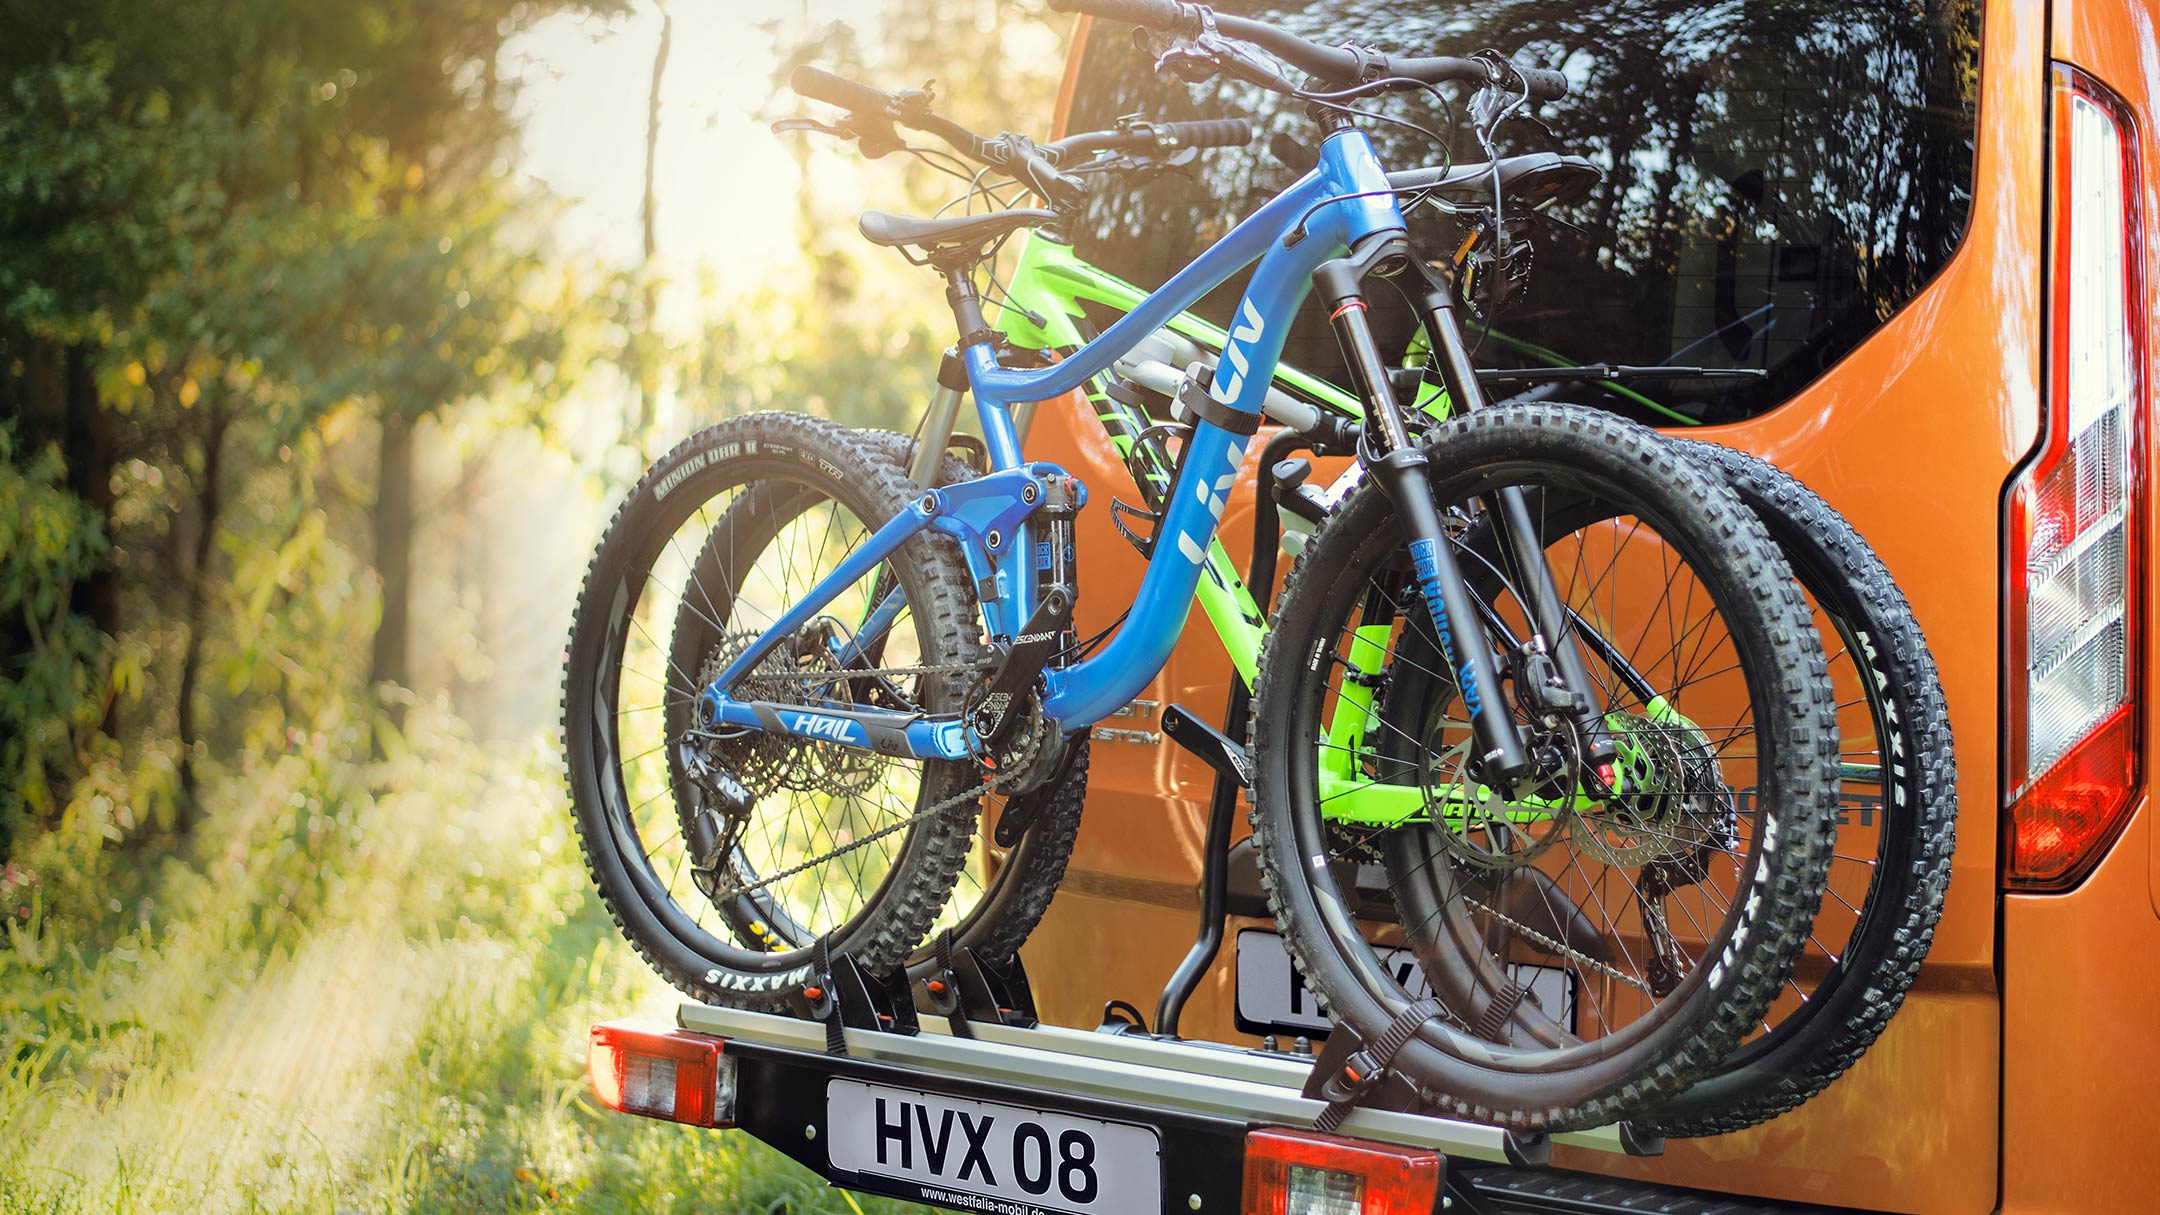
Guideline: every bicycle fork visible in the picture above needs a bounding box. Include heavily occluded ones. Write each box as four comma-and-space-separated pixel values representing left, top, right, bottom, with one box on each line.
1315, 235, 1615, 791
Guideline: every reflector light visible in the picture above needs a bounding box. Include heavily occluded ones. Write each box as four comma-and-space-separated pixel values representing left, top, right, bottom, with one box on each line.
2006, 66, 2147, 890
1243, 1128, 1441, 1215
587, 1020, 734, 1127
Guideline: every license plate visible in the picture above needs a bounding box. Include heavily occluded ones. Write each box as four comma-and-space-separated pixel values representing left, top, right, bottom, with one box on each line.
825, 1078, 1162, 1215
1233, 928, 1577, 1038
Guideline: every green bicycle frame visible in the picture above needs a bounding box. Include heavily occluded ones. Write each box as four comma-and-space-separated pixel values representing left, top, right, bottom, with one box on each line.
975, 229, 1700, 827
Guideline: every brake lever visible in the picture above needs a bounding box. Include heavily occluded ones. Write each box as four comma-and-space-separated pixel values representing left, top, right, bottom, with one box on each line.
1130, 145, 1200, 183
771, 116, 849, 139
779, 110, 902, 159
1147, 34, 1222, 84
1072, 145, 1201, 186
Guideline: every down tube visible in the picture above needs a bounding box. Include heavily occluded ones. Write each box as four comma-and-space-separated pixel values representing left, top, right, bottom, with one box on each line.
1040, 251, 1344, 729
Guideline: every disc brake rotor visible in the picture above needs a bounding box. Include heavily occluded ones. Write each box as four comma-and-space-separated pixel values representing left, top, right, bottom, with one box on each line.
694, 632, 808, 796
1412, 724, 1568, 872
1574, 709, 1733, 868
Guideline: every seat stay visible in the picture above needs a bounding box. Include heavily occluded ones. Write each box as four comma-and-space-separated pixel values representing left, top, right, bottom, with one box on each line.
701, 464, 1063, 748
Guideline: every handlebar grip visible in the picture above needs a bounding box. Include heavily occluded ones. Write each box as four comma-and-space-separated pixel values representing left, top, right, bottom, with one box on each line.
1047, 0, 1201, 34
1515, 66, 1569, 101
789, 65, 892, 116
1158, 118, 1253, 149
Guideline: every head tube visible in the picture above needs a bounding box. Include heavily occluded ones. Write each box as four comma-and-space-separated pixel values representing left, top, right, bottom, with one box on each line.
1313, 129, 1408, 247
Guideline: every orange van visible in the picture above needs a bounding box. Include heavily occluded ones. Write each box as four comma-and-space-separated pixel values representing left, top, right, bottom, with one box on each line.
1016, 0, 2160, 1210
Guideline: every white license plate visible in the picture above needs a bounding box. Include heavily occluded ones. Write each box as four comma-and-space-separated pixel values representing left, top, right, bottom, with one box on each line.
826, 1078, 1162, 1215
1234, 928, 1576, 1037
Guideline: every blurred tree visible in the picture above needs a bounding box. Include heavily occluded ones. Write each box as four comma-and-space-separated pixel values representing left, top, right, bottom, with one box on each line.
0, 425, 109, 855
630, 0, 672, 450
690, 0, 1072, 435
0, 0, 620, 834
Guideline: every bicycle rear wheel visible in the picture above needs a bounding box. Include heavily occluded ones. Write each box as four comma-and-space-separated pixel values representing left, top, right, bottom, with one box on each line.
564, 412, 984, 1008
666, 431, 1088, 977
1642, 441, 1956, 1135
1249, 403, 1839, 1131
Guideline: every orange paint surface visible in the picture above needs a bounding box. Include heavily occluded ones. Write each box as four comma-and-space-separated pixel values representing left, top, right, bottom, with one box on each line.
1024, 2, 2159, 1211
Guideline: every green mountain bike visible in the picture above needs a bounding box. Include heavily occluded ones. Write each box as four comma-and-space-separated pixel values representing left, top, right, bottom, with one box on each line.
771, 63, 1952, 1136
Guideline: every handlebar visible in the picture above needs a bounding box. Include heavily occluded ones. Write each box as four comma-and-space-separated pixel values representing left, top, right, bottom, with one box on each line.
1046, 0, 1189, 30
790, 65, 894, 117
1047, 0, 1567, 101
1053, 117, 1253, 158
786, 65, 1255, 207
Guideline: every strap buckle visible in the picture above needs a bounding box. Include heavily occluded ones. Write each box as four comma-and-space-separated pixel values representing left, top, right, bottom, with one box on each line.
1316, 1047, 1385, 1104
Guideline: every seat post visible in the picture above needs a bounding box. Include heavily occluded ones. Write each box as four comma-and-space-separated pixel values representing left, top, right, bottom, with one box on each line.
943, 266, 989, 343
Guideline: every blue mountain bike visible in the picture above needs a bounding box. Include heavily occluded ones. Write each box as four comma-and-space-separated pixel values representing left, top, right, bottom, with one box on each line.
563, 0, 1839, 1128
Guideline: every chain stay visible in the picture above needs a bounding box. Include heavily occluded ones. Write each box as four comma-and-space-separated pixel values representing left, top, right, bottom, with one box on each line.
702, 658, 1034, 904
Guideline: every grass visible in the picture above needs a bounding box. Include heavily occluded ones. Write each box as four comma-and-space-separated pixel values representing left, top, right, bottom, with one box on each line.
0, 708, 933, 1215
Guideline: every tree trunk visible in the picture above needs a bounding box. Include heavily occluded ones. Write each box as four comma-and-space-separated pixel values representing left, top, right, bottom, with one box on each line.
62, 345, 121, 720
175, 405, 231, 826
371, 410, 415, 749
633, 0, 672, 446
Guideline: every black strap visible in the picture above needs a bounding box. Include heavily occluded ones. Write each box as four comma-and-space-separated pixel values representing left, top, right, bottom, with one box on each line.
1313, 997, 1443, 1133
1176, 373, 1262, 436
810, 935, 847, 1056
1471, 977, 1530, 1041
1103, 376, 1158, 414
932, 929, 973, 1039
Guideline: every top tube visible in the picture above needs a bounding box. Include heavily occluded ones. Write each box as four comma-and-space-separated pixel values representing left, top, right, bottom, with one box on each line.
1009, 129, 1411, 727
964, 129, 1408, 443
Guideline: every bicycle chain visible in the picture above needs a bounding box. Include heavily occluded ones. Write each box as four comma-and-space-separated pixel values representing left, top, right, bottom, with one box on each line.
706, 762, 1023, 901
735, 661, 992, 687
1461, 893, 1653, 996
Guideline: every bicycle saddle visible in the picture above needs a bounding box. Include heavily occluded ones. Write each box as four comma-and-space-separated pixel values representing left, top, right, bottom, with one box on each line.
857, 208, 1059, 253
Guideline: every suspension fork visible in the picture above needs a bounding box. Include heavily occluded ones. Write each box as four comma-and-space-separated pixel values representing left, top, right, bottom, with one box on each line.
1316, 239, 1532, 786
909, 355, 970, 489
1405, 268, 1618, 771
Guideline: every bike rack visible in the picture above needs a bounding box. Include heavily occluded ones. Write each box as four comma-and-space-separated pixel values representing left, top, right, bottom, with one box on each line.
678, 994, 1655, 1160
667, 423, 1668, 1215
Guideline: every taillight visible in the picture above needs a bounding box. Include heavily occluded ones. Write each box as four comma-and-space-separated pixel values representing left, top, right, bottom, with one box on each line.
1241, 1128, 1441, 1215
588, 1020, 734, 1127
2006, 67, 2147, 891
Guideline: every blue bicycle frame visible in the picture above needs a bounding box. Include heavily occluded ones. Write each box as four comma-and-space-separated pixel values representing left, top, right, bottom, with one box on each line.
699, 127, 1405, 759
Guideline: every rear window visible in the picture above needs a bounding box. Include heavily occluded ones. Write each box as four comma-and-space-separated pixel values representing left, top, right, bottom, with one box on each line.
1062, 0, 1984, 424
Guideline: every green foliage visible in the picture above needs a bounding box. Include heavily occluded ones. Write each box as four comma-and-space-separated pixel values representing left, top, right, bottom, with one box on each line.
0, 2, 1069, 1208
0, 427, 109, 839
0, 714, 930, 1215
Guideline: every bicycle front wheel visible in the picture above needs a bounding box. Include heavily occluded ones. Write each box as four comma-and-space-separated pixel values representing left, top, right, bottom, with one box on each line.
1248, 403, 1839, 1131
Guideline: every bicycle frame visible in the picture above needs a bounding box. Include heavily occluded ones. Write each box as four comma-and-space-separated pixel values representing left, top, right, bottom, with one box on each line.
700, 127, 1405, 755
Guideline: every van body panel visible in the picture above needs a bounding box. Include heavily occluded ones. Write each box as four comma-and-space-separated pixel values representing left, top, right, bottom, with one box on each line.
1013, 0, 2157, 1208
2003, 802, 2160, 1213
1995, 0, 2160, 1210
